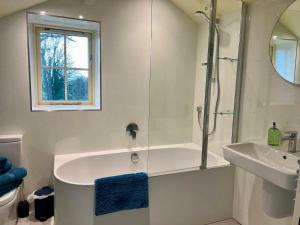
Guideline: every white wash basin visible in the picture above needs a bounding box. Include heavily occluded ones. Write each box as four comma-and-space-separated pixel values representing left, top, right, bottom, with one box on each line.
223, 143, 299, 190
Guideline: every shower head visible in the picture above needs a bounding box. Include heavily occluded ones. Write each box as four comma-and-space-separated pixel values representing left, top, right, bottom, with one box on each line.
195, 10, 210, 22
195, 10, 220, 25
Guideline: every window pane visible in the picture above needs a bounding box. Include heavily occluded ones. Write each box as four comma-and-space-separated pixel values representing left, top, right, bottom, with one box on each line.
40, 32, 65, 67
42, 69, 65, 101
274, 39, 297, 83
66, 36, 89, 69
67, 70, 89, 101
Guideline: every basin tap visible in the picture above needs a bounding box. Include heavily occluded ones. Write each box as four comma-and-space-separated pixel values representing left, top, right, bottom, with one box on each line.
282, 131, 298, 153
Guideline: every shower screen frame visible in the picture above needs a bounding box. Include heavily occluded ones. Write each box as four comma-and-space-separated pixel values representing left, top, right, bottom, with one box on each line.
201, 1, 248, 169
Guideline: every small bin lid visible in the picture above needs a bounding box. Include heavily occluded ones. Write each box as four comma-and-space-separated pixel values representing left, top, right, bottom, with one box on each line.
27, 186, 54, 203
35, 186, 54, 197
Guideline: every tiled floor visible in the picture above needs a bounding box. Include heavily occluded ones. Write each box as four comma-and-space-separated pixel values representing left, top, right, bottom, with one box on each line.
208, 219, 241, 225
17, 217, 239, 225
17, 216, 54, 225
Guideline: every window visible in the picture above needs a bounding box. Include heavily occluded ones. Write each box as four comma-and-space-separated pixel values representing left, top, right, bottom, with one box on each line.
27, 13, 101, 111
271, 38, 297, 83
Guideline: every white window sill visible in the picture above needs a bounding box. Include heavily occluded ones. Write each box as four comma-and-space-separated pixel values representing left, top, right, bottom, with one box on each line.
31, 104, 101, 112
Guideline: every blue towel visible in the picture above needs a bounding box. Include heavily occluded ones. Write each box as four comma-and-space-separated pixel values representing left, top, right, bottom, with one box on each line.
0, 166, 27, 186
0, 157, 12, 174
0, 180, 22, 197
95, 173, 149, 216
0, 157, 7, 168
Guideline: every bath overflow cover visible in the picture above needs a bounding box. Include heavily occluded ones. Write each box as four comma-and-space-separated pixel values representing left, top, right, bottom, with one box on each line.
131, 152, 139, 163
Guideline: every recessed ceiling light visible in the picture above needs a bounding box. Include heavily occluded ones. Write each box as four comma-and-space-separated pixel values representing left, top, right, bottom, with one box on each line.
39, 11, 47, 15
78, 15, 85, 19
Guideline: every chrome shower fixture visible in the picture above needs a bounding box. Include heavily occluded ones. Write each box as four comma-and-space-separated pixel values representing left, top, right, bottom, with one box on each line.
195, 10, 220, 24
195, 8, 221, 137
218, 57, 238, 62
195, 10, 210, 21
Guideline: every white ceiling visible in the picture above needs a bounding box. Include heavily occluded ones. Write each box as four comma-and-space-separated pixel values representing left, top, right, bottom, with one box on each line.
0, 0, 256, 21
0, 0, 47, 18
170, 0, 251, 24
279, 0, 300, 39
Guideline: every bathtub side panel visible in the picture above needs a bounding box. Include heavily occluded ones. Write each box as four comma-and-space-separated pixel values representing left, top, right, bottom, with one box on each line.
93, 208, 150, 225
54, 179, 94, 225
149, 166, 235, 225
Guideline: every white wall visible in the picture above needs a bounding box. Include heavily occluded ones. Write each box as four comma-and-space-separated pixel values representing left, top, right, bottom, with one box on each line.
234, 0, 297, 224
0, 0, 152, 193
192, 10, 241, 156
149, 0, 198, 146
273, 22, 297, 39
0, 0, 199, 194
192, 22, 208, 146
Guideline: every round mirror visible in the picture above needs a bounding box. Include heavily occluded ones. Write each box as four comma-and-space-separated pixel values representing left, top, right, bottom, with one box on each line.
270, 0, 300, 85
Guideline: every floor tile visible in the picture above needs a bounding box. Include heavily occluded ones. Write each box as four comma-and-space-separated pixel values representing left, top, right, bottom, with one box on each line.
17, 216, 54, 225
207, 219, 241, 225
17, 217, 240, 225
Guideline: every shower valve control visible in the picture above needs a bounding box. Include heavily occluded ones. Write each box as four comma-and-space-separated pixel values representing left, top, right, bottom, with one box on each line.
126, 123, 139, 139
131, 152, 139, 164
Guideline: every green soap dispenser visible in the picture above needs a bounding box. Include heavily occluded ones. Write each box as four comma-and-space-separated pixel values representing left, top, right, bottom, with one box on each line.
268, 122, 282, 146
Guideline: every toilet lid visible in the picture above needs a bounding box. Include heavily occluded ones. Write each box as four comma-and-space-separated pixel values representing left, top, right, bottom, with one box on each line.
0, 189, 18, 207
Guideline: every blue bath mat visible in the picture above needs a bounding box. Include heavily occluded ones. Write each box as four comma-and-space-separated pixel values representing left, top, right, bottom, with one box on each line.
95, 173, 149, 216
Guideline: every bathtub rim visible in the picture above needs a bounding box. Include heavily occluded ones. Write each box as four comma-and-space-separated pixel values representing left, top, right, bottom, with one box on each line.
54, 143, 230, 186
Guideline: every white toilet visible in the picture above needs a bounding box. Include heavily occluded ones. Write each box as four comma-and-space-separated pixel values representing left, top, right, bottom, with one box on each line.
0, 135, 23, 225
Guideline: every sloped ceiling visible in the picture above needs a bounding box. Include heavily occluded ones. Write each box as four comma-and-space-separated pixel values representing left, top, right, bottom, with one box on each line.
171, 0, 254, 24
279, 0, 300, 39
0, 0, 47, 18
0, 0, 256, 21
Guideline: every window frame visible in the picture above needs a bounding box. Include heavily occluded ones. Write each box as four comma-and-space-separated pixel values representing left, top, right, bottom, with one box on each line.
27, 13, 101, 111
35, 26, 93, 105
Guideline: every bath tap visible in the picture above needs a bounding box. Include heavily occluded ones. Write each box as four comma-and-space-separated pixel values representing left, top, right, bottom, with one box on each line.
126, 123, 139, 139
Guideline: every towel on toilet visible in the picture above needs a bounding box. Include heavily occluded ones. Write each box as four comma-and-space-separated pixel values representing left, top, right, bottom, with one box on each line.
0, 180, 22, 197
0, 157, 7, 168
0, 166, 27, 197
0, 157, 12, 174
0, 156, 27, 197
0, 166, 27, 186
94, 173, 149, 216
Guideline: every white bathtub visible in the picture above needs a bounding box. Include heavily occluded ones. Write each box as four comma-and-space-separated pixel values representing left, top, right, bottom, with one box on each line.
54, 143, 232, 225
